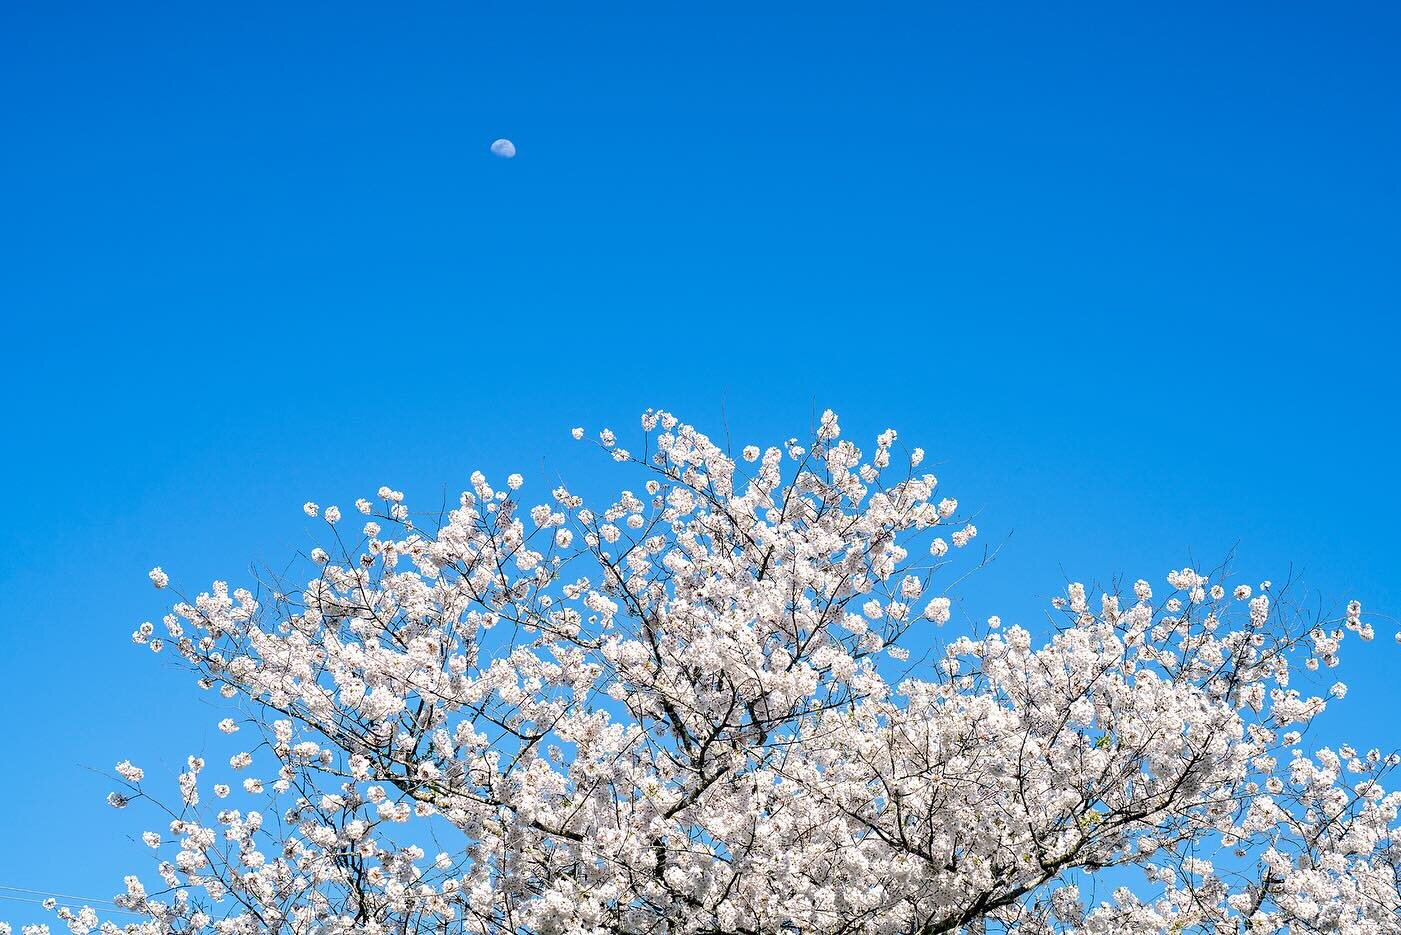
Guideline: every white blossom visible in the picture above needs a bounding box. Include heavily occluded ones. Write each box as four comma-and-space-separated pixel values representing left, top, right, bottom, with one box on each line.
56, 410, 1398, 935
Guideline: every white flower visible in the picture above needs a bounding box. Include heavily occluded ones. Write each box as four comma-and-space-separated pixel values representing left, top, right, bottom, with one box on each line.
148, 567, 169, 589
90, 410, 1396, 935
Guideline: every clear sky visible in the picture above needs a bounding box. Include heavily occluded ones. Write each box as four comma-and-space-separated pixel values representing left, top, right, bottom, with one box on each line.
1, 0, 1398, 925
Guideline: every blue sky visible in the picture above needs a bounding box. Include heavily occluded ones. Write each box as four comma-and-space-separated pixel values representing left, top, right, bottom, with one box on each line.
1, 0, 1398, 923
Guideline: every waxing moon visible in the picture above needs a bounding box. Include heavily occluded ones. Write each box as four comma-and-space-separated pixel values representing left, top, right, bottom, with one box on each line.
490, 139, 517, 159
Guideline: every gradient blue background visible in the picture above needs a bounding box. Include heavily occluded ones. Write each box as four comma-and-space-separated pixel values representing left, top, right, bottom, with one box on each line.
1, 0, 1398, 923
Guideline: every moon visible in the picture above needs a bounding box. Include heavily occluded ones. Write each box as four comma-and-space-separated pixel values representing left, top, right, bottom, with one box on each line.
490, 139, 517, 159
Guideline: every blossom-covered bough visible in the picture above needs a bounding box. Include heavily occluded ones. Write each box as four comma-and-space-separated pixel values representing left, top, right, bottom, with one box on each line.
30, 411, 1401, 934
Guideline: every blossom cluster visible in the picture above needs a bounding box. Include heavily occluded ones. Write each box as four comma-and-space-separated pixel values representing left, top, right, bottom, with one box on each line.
23, 410, 1401, 935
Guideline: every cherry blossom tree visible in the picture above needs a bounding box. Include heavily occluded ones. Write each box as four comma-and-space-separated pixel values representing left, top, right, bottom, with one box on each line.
24, 410, 1401, 934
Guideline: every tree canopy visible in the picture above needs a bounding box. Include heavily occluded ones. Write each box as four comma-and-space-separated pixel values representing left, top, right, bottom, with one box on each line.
29, 411, 1401, 935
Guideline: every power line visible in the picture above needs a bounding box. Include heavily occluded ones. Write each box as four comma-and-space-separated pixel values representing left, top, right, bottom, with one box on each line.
0, 893, 144, 917
0, 883, 142, 915
0, 893, 49, 907
0, 882, 121, 904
